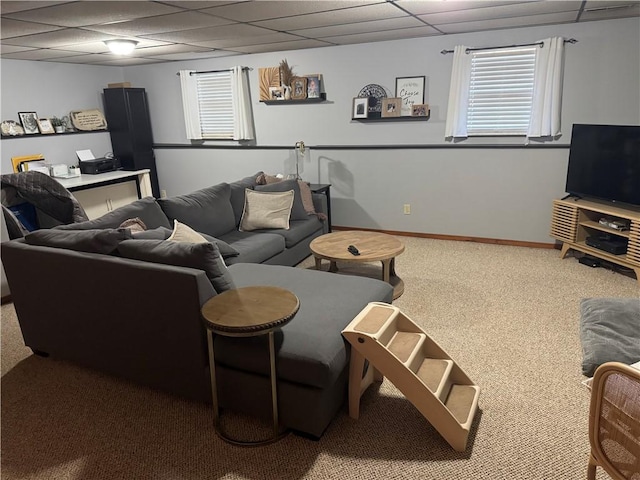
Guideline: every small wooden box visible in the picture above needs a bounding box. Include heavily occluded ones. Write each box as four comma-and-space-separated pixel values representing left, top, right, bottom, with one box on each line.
107, 82, 131, 88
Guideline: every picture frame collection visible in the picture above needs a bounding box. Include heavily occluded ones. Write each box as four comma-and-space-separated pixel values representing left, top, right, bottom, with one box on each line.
352, 76, 429, 119
259, 66, 324, 101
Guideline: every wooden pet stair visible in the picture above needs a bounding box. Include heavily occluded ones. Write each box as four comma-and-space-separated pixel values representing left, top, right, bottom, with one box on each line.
342, 302, 481, 452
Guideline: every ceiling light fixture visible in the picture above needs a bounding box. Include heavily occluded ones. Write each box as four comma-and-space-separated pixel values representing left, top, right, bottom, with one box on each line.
105, 39, 138, 55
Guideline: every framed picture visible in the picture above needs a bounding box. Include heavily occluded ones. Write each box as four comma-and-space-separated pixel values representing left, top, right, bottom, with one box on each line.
306, 74, 322, 98
382, 98, 402, 118
269, 86, 284, 100
18, 111, 39, 134
37, 118, 55, 134
290, 76, 307, 100
395, 76, 426, 116
352, 97, 369, 119
411, 103, 430, 117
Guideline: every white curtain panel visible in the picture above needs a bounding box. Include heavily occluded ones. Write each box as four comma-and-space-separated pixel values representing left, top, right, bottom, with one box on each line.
179, 70, 202, 140
527, 37, 565, 139
231, 66, 255, 141
444, 45, 472, 139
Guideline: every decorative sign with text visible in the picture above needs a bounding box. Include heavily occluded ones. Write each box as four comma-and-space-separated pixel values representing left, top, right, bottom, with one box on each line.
395, 76, 426, 117
70, 109, 108, 131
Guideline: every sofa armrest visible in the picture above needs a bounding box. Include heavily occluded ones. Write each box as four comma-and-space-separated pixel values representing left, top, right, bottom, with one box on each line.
312, 193, 329, 233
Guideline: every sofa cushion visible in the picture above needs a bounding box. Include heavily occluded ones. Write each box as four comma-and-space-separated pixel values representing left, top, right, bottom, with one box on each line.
255, 179, 308, 221
220, 230, 286, 265
250, 217, 323, 248
132, 226, 172, 240
157, 183, 236, 238
239, 190, 294, 232
25, 228, 132, 254
117, 239, 235, 294
219, 263, 394, 389
55, 197, 171, 231
580, 297, 640, 376
229, 171, 263, 226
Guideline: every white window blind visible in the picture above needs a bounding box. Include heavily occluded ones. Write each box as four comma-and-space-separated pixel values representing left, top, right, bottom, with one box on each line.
196, 71, 233, 139
467, 46, 536, 136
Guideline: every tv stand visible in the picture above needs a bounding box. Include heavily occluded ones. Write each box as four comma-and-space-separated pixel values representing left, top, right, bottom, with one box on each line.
550, 198, 640, 284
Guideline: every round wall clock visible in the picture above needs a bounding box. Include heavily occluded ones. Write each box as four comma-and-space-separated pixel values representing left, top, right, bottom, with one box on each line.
357, 84, 387, 113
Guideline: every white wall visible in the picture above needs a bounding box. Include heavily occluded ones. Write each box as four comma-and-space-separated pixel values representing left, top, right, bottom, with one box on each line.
1, 18, 638, 244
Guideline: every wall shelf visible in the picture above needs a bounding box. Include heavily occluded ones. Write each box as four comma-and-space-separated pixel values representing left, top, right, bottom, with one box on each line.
1, 130, 108, 140
262, 93, 327, 105
352, 113, 430, 122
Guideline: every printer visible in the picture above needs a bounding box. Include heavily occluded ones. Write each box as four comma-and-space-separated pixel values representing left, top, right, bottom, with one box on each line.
79, 157, 121, 174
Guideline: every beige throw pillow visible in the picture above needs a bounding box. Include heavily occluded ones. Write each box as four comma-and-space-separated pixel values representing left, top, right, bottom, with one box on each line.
239, 189, 294, 231
167, 220, 207, 243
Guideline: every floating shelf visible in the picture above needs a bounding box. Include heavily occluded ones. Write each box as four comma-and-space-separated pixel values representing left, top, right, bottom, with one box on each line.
1, 130, 108, 140
262, 93, 327, 105
353, 112, 430, 122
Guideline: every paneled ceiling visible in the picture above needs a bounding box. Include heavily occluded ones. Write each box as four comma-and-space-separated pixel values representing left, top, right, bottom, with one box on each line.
1, 1, 639, 66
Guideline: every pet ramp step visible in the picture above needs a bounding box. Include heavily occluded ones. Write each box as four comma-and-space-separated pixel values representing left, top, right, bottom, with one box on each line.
342, 302, 481, 452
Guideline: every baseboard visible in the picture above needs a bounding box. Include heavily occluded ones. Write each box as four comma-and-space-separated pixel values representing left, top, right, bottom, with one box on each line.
331, 226, 558, 250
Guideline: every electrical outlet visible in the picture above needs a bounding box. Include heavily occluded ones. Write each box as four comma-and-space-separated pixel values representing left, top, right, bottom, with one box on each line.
160, 189, 167, 198
403, 204, 411, 215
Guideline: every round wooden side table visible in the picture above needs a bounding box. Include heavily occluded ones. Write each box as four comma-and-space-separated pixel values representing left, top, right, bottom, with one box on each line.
201, 286, 300, 446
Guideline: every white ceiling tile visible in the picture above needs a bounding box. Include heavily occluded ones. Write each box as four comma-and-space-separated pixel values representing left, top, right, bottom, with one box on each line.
144, 23, 275, 43
44, 53, 121, 64
96, 57, 168, 66
199, 1, 384, 23
143, 50, 241, 61
1, 18, 63, 38
253, 3, 408, 31
1, 28, 120, 48
418, 2, 582, 25
3, 1, 183, 27
189, 32, 304, 49
83, 11, 235, 36
0, 44, 36, 54
159, 1, 248, 10
0, 1, 70, 15
230, 39, 333, 54
1, 49, 88, 60
436, 11, 579, 34
581, 3, 640, 20
291, 16, 427, 38
129, 44, 214, 57
322, 26, 441, 45
394, 1, 532, 16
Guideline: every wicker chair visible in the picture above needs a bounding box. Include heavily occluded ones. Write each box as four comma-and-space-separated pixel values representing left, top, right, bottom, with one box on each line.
588, 361, 640, 479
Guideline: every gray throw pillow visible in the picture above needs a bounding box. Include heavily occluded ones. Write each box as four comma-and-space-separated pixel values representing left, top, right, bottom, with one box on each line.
157, 183, 236, 238
580, 297, 640, 376
25, 228, 133, 254
117, 239, 235, 294
55, 197, 171, 231
255, 179, 308, 220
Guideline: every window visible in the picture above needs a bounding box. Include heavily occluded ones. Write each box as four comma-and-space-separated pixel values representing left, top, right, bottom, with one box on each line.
445, 37, 565, 140
195, 71, 234, 139
466, 46, 536, 136
179, 67, 254, 141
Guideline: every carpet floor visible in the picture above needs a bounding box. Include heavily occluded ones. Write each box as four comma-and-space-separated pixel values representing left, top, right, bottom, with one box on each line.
2, 237, 638, 479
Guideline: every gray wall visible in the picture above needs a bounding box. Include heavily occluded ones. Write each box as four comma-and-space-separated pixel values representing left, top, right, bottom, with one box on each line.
2, 18, 638, 244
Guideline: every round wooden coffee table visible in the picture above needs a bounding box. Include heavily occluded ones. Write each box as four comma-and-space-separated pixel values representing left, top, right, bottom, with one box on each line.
310, 231, 405, 299
201, 286, 299, 446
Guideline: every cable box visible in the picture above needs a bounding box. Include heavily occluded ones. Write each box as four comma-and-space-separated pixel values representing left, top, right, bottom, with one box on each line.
585, 236, 628, 255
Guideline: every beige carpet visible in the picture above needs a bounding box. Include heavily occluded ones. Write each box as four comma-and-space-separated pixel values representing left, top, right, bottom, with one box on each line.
2, 237, 638, 480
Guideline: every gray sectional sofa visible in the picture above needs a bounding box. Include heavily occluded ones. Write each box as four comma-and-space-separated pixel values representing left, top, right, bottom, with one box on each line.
2, 172, 394, 438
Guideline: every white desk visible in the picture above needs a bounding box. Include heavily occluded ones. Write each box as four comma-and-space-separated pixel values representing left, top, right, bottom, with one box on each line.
58, 169, 152, 220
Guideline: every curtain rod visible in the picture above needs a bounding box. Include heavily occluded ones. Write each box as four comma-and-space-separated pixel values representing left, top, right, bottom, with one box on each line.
175, 67, 251, 76
440, 38, 577, 55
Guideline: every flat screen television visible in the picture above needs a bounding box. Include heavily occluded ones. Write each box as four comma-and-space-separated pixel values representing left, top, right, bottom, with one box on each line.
565, 124, 640, 207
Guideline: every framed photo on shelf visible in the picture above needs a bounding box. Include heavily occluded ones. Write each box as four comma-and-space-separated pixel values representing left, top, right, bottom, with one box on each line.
269, 86, 284, 100
306, 74, 322, 98
395, 76, 426, 116
411, 103, 430, 117
382, 98, 402, 117
290, 76, 308, 100
352, 97, 369, 119
37, 118, 55, 134
18, 111, 39, 134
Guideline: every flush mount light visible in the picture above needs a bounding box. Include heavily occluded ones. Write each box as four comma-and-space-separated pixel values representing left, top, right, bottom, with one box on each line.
105, 39, 138, 55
